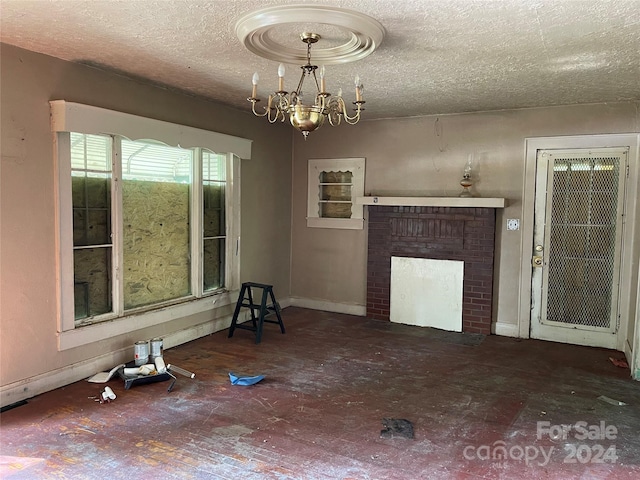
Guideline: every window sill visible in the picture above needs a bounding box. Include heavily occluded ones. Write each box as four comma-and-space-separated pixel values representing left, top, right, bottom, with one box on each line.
57, 290, 236, 351
306, 217, 364, 230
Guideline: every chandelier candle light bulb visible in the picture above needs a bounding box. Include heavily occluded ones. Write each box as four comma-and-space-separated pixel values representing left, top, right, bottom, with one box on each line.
319, 65, 326, 93
251, 72, 259, 98
278, 63, 285, 92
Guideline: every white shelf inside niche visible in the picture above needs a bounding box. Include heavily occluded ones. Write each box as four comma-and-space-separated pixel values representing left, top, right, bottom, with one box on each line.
355, 196, 506, 208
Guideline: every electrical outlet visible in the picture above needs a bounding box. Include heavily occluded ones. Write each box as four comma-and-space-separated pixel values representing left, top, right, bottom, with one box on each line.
507, 218, 520, 231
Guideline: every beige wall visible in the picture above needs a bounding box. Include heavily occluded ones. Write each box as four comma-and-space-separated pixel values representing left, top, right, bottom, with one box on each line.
0, 44, 292, 390
290, 103, 640, 338
2, 41, 639, 399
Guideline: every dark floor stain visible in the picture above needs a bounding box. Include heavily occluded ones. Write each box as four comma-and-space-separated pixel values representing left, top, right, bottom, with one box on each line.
380, 418, 414, 439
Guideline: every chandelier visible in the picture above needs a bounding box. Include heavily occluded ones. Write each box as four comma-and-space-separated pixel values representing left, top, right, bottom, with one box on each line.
247, 33, 365, 139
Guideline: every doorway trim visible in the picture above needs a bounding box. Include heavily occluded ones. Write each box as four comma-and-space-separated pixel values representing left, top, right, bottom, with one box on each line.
519, 134, 640, 356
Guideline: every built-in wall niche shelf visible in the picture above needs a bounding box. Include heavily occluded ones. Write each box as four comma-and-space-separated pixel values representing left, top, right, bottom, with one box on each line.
356, 196, 506, 208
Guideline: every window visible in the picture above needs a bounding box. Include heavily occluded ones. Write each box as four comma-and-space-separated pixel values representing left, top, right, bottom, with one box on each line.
120, 139, 193, 310
68, 134, 235, 326
52, 101, 250, 349
307, 158, 365, 229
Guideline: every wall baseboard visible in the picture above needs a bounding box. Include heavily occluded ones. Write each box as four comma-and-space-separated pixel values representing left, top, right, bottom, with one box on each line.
623, 340, 638, 381
493, 322, 520, 337
288, 297, 366, 316
0, 298, 298, 408
0, 314, 234, 409
1, 300, 529, 407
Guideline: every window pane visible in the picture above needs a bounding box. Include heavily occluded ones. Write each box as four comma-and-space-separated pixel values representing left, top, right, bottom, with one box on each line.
204, 238, 225, 291
321, 203, 353, 218
71, 134, 112, 247
321, 184, 352, 201
72, 176, 111, 246
71, 132, 111, 172
204, 183, 225, 237
203, 152, 226, 237
121, 139, 192, 309
203, 152, 226, 182
320, 171, 352, 183
121, 140, 192, 182
74, 247, 112, 321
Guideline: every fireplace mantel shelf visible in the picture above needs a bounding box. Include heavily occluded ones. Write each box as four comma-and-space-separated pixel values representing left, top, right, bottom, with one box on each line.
356, 196, 506, 208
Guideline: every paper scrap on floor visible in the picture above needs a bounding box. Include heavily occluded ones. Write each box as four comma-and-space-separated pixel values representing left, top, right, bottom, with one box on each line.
87, 364, 125, 383
229, 372, 264, 386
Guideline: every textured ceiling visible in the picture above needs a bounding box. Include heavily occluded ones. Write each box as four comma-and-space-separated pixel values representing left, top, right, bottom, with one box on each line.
1, 0, 639, 120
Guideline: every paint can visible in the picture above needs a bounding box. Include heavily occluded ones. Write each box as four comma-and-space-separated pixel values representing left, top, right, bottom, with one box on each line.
134, 341, 149, 366
150, 337, 164, 361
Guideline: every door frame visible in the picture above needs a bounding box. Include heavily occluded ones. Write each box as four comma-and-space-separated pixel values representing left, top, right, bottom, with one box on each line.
518, 134, 640, 357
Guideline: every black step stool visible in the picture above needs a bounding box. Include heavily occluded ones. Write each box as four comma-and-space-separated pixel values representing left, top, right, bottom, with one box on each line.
228, 282, 285, 344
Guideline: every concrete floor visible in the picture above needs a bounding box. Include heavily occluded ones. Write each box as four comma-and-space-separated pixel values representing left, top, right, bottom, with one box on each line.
1, 307, 639, 479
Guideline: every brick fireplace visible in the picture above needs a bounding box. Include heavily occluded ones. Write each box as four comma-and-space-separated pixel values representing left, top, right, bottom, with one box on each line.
366, 205, 497, 334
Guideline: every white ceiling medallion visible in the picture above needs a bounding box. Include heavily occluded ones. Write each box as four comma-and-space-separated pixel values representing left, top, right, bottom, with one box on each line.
235, 5, 385, 65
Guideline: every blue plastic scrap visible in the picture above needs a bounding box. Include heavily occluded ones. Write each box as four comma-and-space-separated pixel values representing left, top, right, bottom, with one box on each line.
229, 372, 265, 386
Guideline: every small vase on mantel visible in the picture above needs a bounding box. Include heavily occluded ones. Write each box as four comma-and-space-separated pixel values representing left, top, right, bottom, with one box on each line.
459, 155, 474, 197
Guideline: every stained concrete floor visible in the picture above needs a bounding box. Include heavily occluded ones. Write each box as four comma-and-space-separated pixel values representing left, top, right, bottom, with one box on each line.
1, 307, 640, 479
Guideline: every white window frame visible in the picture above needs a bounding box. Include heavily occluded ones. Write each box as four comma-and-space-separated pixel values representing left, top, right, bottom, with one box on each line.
306, 157, 365, 229
51, 101, 250, 350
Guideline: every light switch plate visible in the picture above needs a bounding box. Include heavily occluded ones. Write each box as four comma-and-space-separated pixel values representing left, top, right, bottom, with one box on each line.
507, 218, 520, 231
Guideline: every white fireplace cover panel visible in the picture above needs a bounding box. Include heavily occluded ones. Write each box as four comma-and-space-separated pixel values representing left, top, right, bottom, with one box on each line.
390, 257, 463, 332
